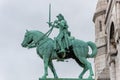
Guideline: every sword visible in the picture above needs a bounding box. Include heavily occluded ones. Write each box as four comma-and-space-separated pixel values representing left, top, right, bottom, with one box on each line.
45, 4, 54, 37
49, 4, 51, 27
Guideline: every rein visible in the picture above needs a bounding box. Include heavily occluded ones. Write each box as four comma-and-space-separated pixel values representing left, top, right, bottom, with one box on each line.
36, 26, 54, 45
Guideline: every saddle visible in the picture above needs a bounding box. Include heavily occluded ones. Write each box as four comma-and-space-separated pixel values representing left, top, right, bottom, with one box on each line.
55, 36, 74, 61
55, 45, 73, 62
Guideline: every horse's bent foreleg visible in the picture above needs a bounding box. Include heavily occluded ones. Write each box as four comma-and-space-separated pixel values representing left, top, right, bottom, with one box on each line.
48, 61, 58, 78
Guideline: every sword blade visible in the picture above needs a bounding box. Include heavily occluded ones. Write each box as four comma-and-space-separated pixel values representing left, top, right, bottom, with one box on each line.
49, 4, 51, 27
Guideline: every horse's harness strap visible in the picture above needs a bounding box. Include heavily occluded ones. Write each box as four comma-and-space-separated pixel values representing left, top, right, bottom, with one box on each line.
36, 27, 54, 45
37, 38, 49, 47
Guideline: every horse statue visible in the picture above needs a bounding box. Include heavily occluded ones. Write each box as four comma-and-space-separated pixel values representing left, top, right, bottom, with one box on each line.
21, 30, 97, 80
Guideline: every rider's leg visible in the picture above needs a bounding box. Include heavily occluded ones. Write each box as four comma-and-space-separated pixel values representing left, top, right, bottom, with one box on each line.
65, 36, 69, 49
56, 39, 65, 61
54, 37, 57, 50
57, 39, 65, 53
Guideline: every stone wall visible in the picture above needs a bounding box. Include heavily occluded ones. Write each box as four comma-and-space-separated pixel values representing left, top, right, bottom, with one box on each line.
93, 0, 120, 80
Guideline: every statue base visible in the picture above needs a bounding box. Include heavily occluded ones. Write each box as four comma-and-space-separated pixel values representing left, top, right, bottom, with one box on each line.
39, 78, 94, 80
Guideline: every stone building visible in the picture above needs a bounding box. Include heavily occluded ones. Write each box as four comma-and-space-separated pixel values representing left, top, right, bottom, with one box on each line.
93, 0, 120, 80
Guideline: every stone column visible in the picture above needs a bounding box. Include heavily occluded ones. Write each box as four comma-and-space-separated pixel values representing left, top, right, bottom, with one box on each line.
110, 60, 116, 80
116, 1, 120, 29
116, 1, 120, 80
116, 43, 120, 80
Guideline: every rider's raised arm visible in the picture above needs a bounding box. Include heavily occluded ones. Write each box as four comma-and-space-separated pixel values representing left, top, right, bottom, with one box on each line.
52, 20, 59, 28
47, 19, 60, 28
47, 22, 53, 27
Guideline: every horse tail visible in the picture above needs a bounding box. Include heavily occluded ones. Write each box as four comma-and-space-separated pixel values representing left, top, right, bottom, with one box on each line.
87, 41, 97, 58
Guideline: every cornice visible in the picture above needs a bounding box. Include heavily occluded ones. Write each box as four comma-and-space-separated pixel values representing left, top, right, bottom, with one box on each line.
116, 0, 120, 3
93, 10, 106, 22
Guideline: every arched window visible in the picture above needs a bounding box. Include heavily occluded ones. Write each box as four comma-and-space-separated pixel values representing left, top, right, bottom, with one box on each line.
110, 22, 116, 49
110, 23, 114, 40
99, 21, 102, 32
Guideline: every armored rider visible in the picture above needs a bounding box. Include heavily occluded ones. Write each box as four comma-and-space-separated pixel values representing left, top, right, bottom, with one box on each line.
48, 14, 70, 58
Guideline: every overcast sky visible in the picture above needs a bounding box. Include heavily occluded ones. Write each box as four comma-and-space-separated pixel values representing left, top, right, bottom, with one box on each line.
0, 0, 97, 80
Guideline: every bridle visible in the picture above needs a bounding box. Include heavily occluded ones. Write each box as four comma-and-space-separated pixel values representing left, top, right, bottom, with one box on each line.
35, 27, 54, 46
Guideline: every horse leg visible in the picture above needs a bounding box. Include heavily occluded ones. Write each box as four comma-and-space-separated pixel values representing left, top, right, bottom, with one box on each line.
73, 47, 93, 79
79, 65, 88, 79
79, 57, 93, 79
73, 48, 87, 79
74, 58, 87, 79
88, 62, 94, 79
42, 55, 49, 79
48, 60, 58, 78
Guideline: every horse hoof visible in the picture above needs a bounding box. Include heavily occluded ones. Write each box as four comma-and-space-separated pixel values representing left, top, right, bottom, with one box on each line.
41, 75, 46, 80
39, 77, 46, 80
88, 76, 93, 79
55, 76, 58, 79
79, 76, 82, 80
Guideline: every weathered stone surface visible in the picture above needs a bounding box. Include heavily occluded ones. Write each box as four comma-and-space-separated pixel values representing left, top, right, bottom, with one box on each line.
93, 0, 120, 80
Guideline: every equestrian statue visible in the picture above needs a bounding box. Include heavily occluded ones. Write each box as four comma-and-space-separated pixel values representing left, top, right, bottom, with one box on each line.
21, 4, 97, 80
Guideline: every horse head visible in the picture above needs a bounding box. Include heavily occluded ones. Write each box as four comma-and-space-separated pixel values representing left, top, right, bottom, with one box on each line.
21, 30, 47, 48
21, 30, 34, 47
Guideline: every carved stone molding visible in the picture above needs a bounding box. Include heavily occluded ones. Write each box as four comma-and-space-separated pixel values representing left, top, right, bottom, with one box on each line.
107, 50, 117, 66
93, 10, 106, 22
97, 67, 110, 80
116, 0, 120, 3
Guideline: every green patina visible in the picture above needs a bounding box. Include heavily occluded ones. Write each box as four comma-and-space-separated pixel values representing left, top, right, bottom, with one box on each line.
21, 8, 97, 80
39, 78, 95, 80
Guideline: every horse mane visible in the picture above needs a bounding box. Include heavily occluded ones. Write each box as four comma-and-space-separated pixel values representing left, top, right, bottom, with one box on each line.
29, 30, 44, 34
29, 30, 53, 41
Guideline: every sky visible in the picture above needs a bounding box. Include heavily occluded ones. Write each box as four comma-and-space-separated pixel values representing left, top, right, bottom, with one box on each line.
0, 0, 97, 80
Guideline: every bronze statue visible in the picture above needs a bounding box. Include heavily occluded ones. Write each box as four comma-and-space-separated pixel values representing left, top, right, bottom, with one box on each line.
21, 4, 97, 80
48, 14, 70, 59
21, 29, 97, 80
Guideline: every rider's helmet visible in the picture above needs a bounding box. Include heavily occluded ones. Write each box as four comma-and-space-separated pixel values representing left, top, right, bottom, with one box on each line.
56, 14, 64, 20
